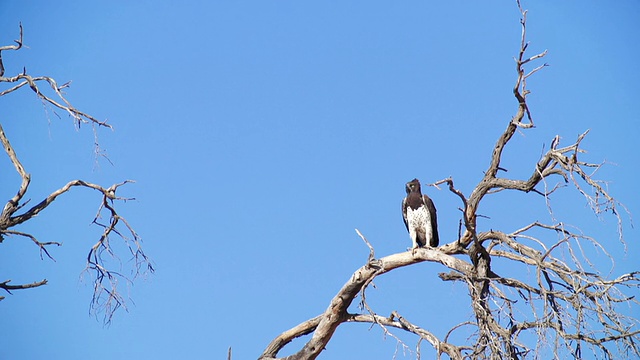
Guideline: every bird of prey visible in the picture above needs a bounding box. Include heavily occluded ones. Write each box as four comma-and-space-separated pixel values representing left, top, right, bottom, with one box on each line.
402, 178, 439, 249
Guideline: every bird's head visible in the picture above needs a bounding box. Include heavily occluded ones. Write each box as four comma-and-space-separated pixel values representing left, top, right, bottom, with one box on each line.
405, 178, 421, 194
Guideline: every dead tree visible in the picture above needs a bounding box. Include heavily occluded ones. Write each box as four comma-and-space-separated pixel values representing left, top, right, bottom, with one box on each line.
0, 24, 153, 324
260, 2, 639, 359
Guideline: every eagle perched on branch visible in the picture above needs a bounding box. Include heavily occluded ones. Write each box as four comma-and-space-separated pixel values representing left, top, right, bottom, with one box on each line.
402, 178, 439, 249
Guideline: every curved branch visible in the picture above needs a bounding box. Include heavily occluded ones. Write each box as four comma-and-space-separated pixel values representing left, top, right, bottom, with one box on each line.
259, 248, 473, 359
1, 230, 61, 260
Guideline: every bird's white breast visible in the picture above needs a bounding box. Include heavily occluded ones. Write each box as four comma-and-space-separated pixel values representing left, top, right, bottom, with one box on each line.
407, 205, 430, 227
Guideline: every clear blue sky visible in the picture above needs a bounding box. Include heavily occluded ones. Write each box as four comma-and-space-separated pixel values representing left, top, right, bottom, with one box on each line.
0, 2, 638, 359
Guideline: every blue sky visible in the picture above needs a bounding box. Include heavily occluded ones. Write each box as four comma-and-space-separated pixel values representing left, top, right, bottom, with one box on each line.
0, 2, 638, 359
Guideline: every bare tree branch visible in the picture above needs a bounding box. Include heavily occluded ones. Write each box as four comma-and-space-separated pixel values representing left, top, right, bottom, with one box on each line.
1, 230, 61, 260
0, 278, 47, 293
0, 24, 153, 323
259, 248, 474, 360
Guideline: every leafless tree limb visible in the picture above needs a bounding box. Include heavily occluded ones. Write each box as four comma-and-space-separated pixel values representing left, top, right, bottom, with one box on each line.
259, 248, 475, 360
1, 229, 61, 260
0, 25, 153, 323
0, 278, 47, 292
0, 23, 108, 130
0, 278, 48, 300
260, 1, 638, 358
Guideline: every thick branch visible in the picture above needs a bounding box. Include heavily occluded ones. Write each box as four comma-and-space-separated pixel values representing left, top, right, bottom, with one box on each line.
0, 122, 30, 225
259, 248, 473, 359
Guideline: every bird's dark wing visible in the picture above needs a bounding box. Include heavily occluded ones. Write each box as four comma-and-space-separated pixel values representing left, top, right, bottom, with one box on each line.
402, 197, 409, 232
423, 195, 439, 247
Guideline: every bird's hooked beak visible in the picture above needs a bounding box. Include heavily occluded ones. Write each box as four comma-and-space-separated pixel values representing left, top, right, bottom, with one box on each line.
405, 182, 414, 193
405, 178, 421, 193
